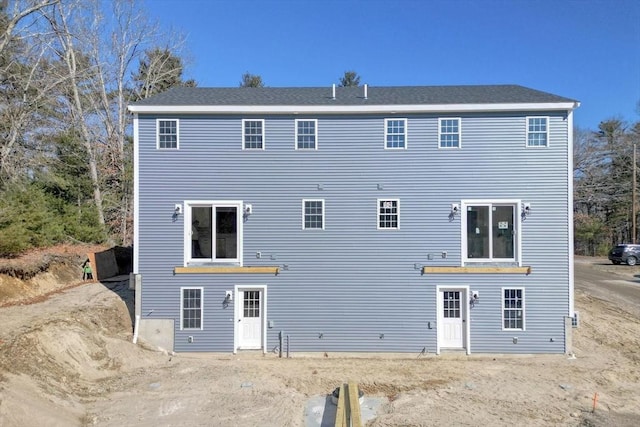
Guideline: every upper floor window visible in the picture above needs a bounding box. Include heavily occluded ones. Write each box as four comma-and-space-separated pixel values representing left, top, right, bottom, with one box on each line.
502, 288, 525, 330
463, 201, 518, 263
157, 119, 179, 149
302, 199, 324, 230
186, 201, 243, 265
181, 287, 203, 330
295, 119, 317, 150
439, 118, 460, 148
378, 199, 399, 229
243, 119, 265, 150
527, 117, 548, 147
385, 118, 407, 149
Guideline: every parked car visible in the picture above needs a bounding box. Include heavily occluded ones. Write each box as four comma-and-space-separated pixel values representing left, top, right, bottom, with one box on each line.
608, 244, 640, 266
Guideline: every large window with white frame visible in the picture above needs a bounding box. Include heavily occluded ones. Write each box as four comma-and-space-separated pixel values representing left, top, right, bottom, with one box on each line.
302, 199, 324, 230
439, 118, 460, 148
186, 201, 243, 264
526, 117, 548, 147
464, 201, 518, 262
295, 119, 317, 150
502, 288, 525, 330
384, 118, 407, 149
181, 287, 203, 330
378, 199, 400, 229
157, 119, 179, 149
242, 119, 265, 150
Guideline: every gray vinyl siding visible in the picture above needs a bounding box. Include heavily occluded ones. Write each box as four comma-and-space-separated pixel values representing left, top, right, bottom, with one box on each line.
137, 111, 571, 354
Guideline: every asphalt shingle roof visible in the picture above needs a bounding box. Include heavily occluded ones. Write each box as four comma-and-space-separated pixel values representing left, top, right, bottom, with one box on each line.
132, 85, 576, 107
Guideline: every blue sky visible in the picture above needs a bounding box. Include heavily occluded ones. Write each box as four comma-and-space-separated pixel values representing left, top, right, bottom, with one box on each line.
147, 0, 639, 130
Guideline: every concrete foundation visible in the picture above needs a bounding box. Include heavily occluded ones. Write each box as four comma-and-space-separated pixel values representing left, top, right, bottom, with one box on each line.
138, 319, 175, 352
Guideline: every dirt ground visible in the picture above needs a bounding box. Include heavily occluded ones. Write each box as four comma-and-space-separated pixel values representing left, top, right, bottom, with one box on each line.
1, 251, 640, 427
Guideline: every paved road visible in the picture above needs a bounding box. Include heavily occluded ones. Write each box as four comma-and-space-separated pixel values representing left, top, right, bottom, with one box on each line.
575, 259, 640, 316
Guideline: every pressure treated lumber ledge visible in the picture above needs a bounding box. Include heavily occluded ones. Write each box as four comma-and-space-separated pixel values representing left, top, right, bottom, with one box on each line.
174, 266, 279, 275
422, 266, 532, 275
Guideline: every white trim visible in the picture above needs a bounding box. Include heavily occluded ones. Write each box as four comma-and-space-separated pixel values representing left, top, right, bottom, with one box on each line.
133, 114, 139, 274
501, 287, 526, 331
294, 118, 318, 150
129, 102, 580, 115
384, 118, 407, 150
233, 285, 268, 354
180, 286, 204, 331
183, 200, 244, 266
302, 198, 325, 230
567, 111, 575, 318
436, 285, 470, 355
156, 118, 179, 149
525, 116, 549, 148
377, 198, 400, 230
461, 199, 522, 266
438, 117, 462, 149
242, 118, 265, 150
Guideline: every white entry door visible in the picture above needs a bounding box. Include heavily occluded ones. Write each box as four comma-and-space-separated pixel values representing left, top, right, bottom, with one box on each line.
439, 289, 466, 349
238, 289, 263, 349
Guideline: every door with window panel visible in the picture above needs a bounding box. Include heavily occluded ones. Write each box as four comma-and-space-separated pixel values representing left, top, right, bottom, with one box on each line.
439, 289, 465, 349
238, 290, 262, 349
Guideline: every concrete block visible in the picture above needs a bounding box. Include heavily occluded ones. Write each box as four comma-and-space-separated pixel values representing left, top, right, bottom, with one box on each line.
138, 319, 174, 352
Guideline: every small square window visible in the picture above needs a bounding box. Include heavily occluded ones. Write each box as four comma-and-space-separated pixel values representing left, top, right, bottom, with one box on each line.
439, 118, 460, 148
527, 117, 548, 147
157, 119, 179, 149
295, 119, 317, 150
303, 199, 324, 230
243, 119, 265, 150
385, 119, 407, 149
378, 199, 399, 229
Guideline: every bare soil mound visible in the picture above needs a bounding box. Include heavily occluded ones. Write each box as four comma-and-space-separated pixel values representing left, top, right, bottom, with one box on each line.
0, 254, 639, 426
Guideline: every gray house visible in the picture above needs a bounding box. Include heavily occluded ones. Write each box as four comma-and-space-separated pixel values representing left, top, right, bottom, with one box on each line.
128, 85, 579, 355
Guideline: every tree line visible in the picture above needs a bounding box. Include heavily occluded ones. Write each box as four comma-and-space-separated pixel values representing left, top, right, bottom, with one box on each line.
0, 0, 194, 255
1, 1, 636, 258
574, 118, 640, 255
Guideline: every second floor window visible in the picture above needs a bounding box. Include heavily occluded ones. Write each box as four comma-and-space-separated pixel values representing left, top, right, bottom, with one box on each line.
187, 202, 242, 265
439, 118, 460, 148
378, 199, 399, 229
385, 119, 407, 149
303, 199, 324, 230
527, 117, 548, 147
243, 119, 265, 150
157, 119, 178, 149
464, 202, 517, 262
296, 119, 317, 150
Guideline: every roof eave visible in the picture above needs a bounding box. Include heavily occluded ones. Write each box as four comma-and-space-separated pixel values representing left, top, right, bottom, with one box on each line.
128, 102, 580, 114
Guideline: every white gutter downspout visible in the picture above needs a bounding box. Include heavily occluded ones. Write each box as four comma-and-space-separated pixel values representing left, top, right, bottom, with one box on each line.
132, 112, 141, 344
568, 106, 577, 318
